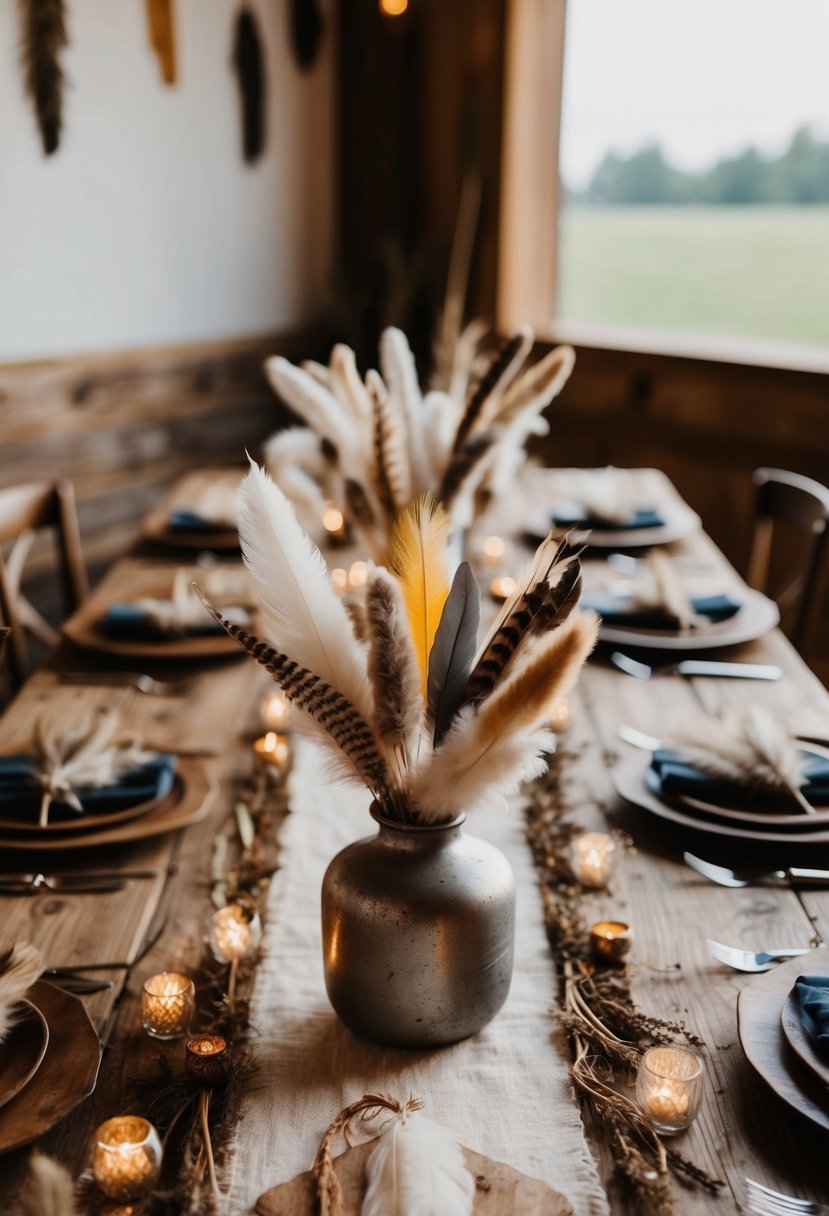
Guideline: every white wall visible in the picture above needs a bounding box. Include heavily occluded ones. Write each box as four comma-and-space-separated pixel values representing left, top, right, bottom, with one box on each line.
0, 0, 334, 361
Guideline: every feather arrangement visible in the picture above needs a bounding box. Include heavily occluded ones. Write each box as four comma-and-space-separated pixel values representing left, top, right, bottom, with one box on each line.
21, 0, 68, 156
18, 1153, 77, 1216
671, 706, 814, 815
31, 710, 156, 827
0, 942, 42, 1046
145, 0, 177, 86
362, 1108, 474, 1216
233, 7, 265, 163
263, 324, 576, 560
201, 461, 596, 824
290, 0, 323, 70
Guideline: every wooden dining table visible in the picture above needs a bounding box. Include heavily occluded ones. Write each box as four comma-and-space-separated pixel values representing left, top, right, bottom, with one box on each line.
1, 465, 828, 1215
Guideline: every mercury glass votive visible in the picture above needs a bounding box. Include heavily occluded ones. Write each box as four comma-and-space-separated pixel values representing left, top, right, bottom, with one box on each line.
91, 1116, 162, 1200
141, 972, 195, 1040
570, 832, 618, 888
185, 1034, 230, 1086
208, 902, 262, 963
253, 731, 291, 772
590, 920, 632, 964
636, 1046, 704, 1135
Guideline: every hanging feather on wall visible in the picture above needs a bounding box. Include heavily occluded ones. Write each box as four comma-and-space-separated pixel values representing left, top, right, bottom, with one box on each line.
290, 0, 323, 71
145, 0, 177, 86
233, 7, 266, 163
20, 0, 68, 156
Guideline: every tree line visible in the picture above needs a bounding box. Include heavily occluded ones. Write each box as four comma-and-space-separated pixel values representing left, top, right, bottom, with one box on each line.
577, 125, 829, 205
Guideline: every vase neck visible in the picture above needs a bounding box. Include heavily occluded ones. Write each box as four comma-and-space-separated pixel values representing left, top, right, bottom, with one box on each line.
370, 804, 464, 849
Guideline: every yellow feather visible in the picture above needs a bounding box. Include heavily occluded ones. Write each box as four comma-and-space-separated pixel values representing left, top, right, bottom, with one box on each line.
389, 495, 450, 697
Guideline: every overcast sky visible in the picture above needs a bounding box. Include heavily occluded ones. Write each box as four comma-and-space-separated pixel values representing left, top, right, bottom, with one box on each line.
560, 0, 829, 188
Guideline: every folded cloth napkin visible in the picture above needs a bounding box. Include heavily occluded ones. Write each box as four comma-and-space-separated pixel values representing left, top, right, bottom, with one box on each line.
583, 592, 740, 630
168, 509, 235, 533
100, 602, 247, 641
794, 976, 829, 1050
649, 748, 829, 808
0, 754, 177, 823
552, 505, 665, 531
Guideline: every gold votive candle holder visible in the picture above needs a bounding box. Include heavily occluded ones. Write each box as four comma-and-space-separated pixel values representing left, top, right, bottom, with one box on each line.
90, 1115, 162, 1200
489, 574, 516, 603
253, 731, 291, 772
185, 1034, 230, 1086
260, 689, 291, 732
590, 920, 632, 964
570, 832, 617, 888
322, 502, 346, 541
483, 535, 506, 567
636, 1046, 704, 1135
141, 972, 195, 1040
209, 902, 262, 964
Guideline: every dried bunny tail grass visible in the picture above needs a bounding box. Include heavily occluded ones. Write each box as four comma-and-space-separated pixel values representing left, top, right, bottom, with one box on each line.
0, 941, 43, 1045
19, 1152, 76, 1216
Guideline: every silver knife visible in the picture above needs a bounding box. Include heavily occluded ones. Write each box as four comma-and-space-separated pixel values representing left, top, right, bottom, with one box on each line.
673, 660, 782, 679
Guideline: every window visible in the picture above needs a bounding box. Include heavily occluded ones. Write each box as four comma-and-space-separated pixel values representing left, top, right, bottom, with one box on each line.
554, 0, 829, 354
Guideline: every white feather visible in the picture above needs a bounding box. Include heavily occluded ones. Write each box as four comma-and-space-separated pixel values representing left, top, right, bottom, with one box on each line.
379, 328, 430, 491
264, 428, 330, 519
19, 1153, 77, 1216
496, 343, 575, 426
362, 1110, 474, 1216
301, 358, 333, 388
421, 390, 459, 485
237, 462, 373, 723
264, 357, 353, 455
0, 942, 43, 1045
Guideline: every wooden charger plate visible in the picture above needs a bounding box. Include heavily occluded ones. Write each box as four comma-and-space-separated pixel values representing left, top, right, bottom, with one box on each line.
0, 980, 101, 1153
596, 587, 779, 650
0, 757, 216, 852
61, 566, 251, 661
781, 988, 829, 1090
738, 950, 829, 1135
613, 752, 829, 850
0, 1000, 49, 1110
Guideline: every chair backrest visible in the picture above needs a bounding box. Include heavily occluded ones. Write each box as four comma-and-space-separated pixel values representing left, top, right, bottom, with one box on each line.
746, 467, 829, 656
0, 481, 89, 690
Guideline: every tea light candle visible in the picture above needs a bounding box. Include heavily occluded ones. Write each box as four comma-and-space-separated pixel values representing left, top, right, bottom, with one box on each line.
348, 560, 369, 587
322, 502, 346, 541
549, 696, 571, 732
483, 535, 506, 567
590, 920, 632, 964
209, 903, 262, 964
489, 575, 516, 603
331, 567, 348, 595
260, 689, 291, 731
141, 972, 195, 1040
253, 731, 290, 772
185, 1035, 230, 1086
636, 1046, 704, 1135
91, 1116, 162, 1201
570, 832, 617, 888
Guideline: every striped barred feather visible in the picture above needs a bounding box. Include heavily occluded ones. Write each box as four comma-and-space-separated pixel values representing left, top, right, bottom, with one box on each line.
452, 327, 533, 450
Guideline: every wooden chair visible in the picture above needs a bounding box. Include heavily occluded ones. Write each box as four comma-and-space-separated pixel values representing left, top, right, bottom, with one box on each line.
0, 481, 89, 691
746, 467, 829, 657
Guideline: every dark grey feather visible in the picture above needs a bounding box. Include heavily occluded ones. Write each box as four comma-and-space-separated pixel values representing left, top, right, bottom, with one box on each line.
427, 562, 480, 744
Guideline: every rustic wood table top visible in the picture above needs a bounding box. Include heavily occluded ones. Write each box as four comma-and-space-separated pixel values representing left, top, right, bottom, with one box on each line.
1, 467, 828, 1214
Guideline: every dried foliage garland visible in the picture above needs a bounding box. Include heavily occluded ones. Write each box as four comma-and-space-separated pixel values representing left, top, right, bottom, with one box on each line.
523, 747, 723, 1216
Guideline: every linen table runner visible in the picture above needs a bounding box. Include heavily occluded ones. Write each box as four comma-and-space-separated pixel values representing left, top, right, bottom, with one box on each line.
224, 738, 609, 1216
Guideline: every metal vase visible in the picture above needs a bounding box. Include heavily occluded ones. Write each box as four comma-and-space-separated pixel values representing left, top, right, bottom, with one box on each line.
321, 805, 515, 1048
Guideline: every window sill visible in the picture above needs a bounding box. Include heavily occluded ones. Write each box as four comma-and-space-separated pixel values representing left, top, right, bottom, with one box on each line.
539, 320, 829, 376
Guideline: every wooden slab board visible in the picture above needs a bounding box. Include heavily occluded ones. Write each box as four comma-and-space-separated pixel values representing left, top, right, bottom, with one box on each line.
255, 1140, 572, 1216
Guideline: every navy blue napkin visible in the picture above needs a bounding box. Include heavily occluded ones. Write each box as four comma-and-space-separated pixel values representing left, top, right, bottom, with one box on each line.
168, 509, 234, 534
0, 754, 177, 823
583, 592, 741, 630
551, 506, 665, 531
100, 603, 225, 641
794, 976, 829, 1050
649, 748, 829, 808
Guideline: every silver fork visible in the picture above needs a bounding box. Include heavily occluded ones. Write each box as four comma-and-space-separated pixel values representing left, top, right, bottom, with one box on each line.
745, 1177, 829, 1215
57, 671, 193, 696
684, 853, 829, 888
611, 651, 782, 681
706, 939, 815, 972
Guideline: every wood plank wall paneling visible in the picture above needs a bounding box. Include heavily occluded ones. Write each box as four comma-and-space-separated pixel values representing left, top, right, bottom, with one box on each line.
534, 341, 829, 681
0, 327, 323, 586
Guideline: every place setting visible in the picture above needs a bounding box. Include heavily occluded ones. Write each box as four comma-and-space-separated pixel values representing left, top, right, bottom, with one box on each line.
544, 466, 703, 549
141, 468, 243, 554
612, 707, 829, 858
